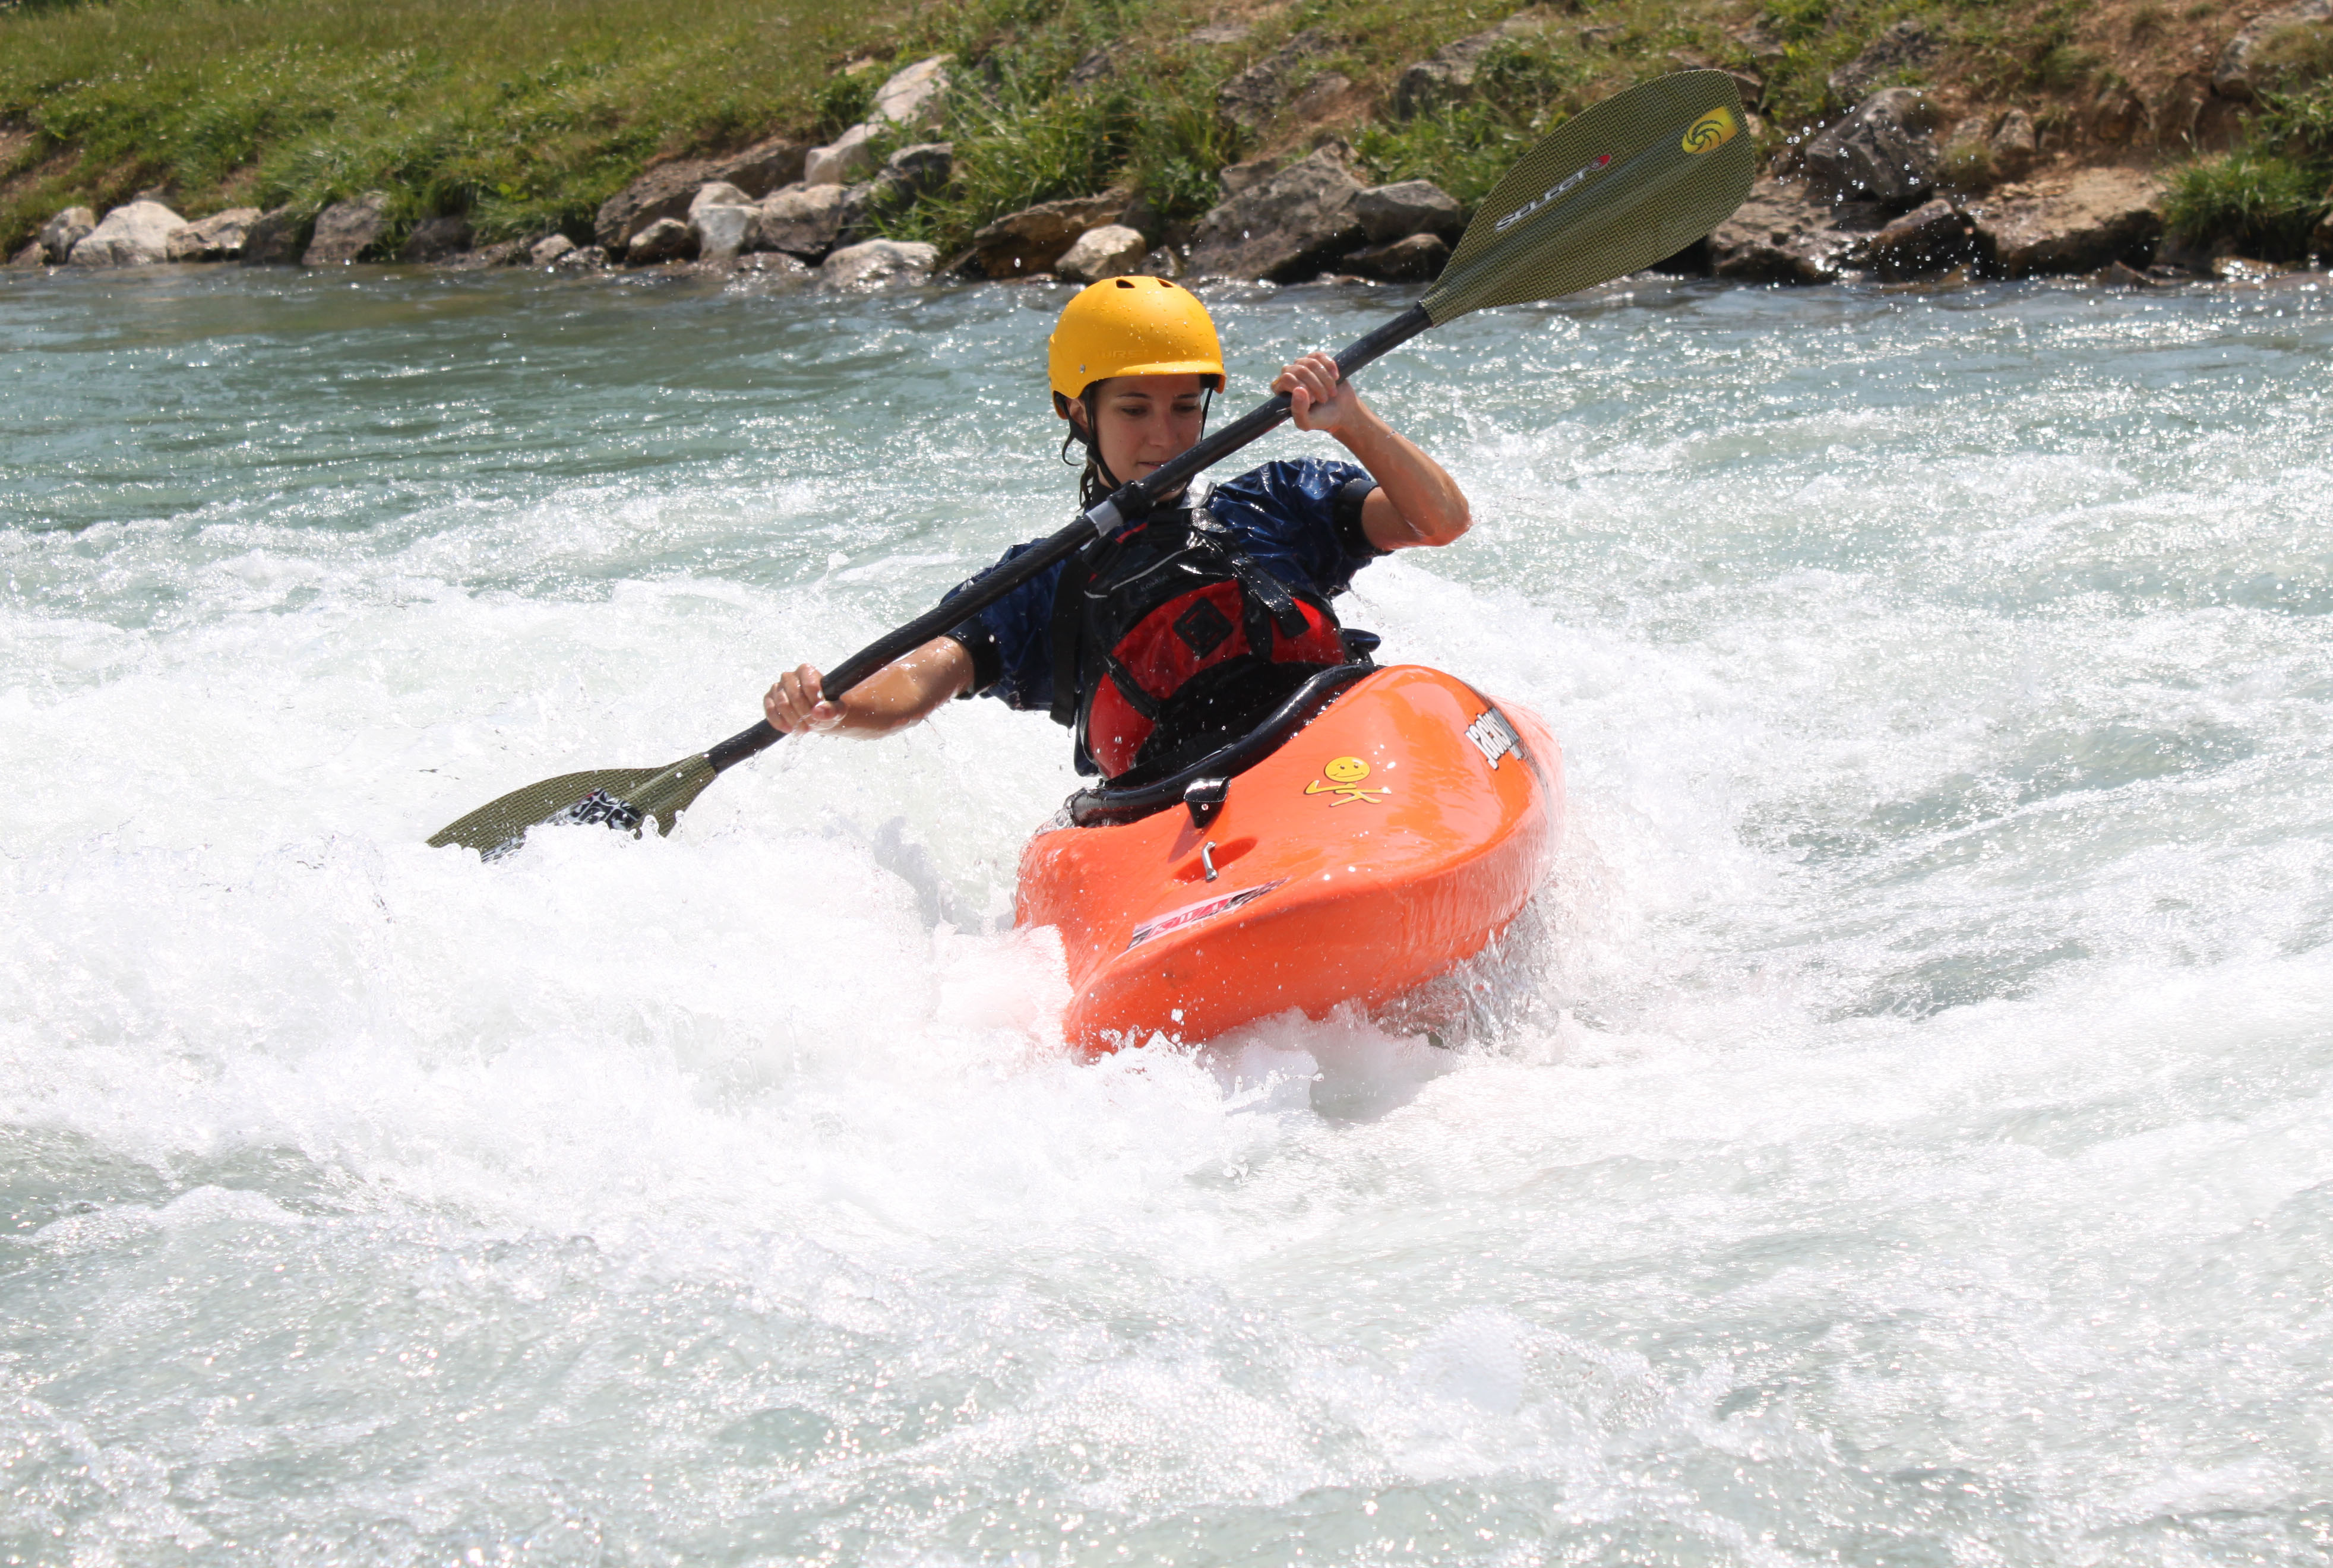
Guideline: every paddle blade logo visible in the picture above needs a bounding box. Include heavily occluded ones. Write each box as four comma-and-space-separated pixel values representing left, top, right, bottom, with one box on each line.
1127, 880, 1285, 950
1681, 106, 1740, 154
1492, 153, 1613, 234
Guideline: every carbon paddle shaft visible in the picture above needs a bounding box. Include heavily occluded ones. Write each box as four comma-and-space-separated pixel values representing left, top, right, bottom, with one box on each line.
703, 302, 1435, 776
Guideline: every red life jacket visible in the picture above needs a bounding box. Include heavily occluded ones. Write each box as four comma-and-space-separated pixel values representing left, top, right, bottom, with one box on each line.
1049, 508, 1351, 780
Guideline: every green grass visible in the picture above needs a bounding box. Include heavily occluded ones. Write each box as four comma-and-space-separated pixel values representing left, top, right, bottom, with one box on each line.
0, 0, 893, 251
2162, 33, 2333, 259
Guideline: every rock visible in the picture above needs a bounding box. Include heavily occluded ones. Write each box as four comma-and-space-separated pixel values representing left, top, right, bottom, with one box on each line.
240, 206, 310, 265
449, 240, 529, 269
688, 181, 753, 219
2316, 203, 2333, 256
1186, 145, 1365, 282
871, 56, 953, 132
1990, 109, 2037, 182
1055, 224, 1150, 283
37, 207, 96, 264
1290, 72, 1354, 122
752, 182, 852, 260
165, 207, 262, 261
558, 244, 609, 270
2213, 254, 2288, 280
736, 251, 811, 279
1827, 19, 1940, 102
2086, 260, 2158, 287
595, 158, 714, 251
880, 142, 954, 202
1393, 10, 1555, 119
1354, 179, 1463, 244
1731, 20, 1786, 67
1868, 197, 1983, 280
2214, 0, 2333, 100
2091, 84, 2146, 146
304, 192, 389, 264
805, 123, 881, 188
1968, 168, 2164, 277
1346, 232, 1449, 282
69, 200, 186, 266
10, 239, 45, 267
968, 191, 1128, 279
1134, 246, 1182, 278
1802, 88, 1944, 210
1217, 29, 1333, 129
1708, 175, 1885, 283
626, 217, 696, 265
820, 238, 939, 288
706, 135, 807, 198
1189, 21, 1253, 46
531, 233, 577, 265
691, 203, 755, 263
1219, 156, 1284, 197
396, 215, 472, 263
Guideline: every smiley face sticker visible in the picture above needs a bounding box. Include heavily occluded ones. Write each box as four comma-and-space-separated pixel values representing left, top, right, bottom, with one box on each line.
1305, 755, 1388, 805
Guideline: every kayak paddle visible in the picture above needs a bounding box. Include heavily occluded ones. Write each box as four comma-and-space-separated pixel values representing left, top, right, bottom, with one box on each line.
429, 69, 1754, 858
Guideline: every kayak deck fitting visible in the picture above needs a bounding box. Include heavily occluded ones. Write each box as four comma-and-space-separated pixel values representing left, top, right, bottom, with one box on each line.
1016, 665, 1564, 1052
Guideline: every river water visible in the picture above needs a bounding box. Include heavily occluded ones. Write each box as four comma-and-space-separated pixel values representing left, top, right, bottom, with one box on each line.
2, 261, 2329, 1566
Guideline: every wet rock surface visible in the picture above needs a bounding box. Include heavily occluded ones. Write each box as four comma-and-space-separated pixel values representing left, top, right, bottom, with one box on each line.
968, 191, 1127, 279
753, 183, 852, 261
1186, 146, 1364, 282
1346, 232, 1449, 282
397, 216, 472, 263
1354, 180, 1462, 245
625, 217, 694, 265
1968, 169, 2166, 278
1802, 89, 1944, 211
304, 193, 390, 265
38, 207, 96, 265
1709, 176, 1886, 283
1055, 224, 1149, 284
167, 208, 264, 261
1869, 198, 1982, 281
820, 238, 939, 288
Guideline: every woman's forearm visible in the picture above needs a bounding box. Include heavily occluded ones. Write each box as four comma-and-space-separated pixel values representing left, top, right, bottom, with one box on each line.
1335, 400, 1471, 549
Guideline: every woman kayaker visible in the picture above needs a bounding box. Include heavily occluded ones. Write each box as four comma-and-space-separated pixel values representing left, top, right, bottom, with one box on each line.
763, 276, 1472, 781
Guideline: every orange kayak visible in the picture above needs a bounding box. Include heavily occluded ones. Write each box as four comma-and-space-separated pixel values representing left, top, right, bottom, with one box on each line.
1015, 664, 1564, 1052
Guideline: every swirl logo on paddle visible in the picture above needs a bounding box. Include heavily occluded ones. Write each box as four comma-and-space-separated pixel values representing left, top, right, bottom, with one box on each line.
1681, 106, 1740, 154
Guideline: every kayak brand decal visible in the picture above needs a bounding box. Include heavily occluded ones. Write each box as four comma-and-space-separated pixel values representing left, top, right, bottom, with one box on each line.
1305, 755, 1389, 805
1681, 106, 1740, 154
1465, 708, 1523, 770
1493, 153, 1612, 234
1127, 880, 1285, 950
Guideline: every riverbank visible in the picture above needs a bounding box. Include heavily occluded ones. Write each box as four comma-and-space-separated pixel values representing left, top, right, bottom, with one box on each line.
5, 1, 2331, 289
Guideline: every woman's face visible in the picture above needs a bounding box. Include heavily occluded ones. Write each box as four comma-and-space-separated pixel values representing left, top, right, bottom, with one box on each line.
1071, 373, 1209, 485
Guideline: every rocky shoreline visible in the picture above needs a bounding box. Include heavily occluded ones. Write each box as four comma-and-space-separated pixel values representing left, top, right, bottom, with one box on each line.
11, 8, 2332, 295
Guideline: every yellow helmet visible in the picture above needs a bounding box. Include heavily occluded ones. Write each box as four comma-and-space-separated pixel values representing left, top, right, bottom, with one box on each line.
1047, 276, 1225, 402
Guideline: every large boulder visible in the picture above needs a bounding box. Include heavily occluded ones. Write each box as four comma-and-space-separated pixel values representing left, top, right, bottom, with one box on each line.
396, 215, 472, 263
304, 192, 389, 264
1216, 29, 1333, 130
69, 200, 186, 266
1802, 88, 1943, 210
1393, 10, 1554, 119
872, 56, 953, 131
1346, 232, 1449, 282
805, 123, 881, 188
751, 182, 853, 260
530, 234, 577, 265
10, 239, 43, 268
166, 207, 263, 261
595, 158, 712, 251
2214, 0, 2333, 99
688, 181, 753, 219
1354, 179, 1463, 244
1968, 169, 2164, 277
1827, 19, 1940, 103
1867, 198, 1983, 280
968, 191, 1128, 278
625, 217, 696, 265
820, 238, 939, 288
706, 135, 807, 198
1055, 223, 1150, 283
241, 206, 309, 265
38, 206, 96, 264
692, 203, 757, 263
1708, 176, 1884, 283
1186, 146, 1365, 281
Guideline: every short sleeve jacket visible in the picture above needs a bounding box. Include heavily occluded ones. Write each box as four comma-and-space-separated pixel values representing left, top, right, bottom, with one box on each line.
945, 457, 1383, 726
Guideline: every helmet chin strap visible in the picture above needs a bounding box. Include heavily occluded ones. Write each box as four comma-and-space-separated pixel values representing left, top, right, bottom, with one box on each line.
1059, 384, 1218, 511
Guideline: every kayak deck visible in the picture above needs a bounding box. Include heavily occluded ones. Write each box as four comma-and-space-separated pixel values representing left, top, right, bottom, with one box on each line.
1015, 665, 1563, 1051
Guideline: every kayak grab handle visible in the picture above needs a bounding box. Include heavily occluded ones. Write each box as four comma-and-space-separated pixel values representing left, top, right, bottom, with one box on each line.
1185, 778, 1229, 831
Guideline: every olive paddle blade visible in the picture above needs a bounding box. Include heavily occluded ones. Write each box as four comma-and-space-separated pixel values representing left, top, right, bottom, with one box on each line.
1423, 69, 1755, 324
426, 755, 716, 859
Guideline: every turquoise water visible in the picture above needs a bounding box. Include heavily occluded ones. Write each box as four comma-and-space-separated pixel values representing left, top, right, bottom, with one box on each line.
4, 262, 2332, 1566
